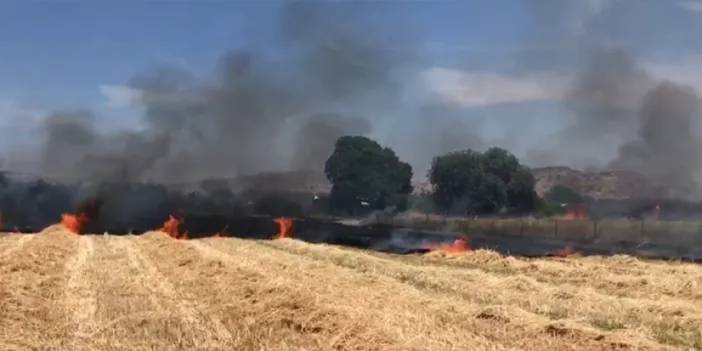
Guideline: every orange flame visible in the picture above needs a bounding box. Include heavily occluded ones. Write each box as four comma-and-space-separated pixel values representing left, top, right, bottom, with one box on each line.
160, 215, 188, 240
61, 213, 90, 234
562, 205, 587, 220
275, 217, 294, 239
425, 237, 471, 254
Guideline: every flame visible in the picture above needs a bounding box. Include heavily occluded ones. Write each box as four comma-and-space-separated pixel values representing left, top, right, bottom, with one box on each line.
60, 198, 101, 235
160, 215, 188, 240
61, 213, 90, 234
425, 237, 471, 254
553, 246, 579, 257
562, 204, 587, 220
275, 217, 294, 239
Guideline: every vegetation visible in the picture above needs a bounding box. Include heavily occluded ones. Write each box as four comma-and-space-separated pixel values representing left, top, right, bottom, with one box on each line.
325, 136, 413, 214
429, 147, 537, 215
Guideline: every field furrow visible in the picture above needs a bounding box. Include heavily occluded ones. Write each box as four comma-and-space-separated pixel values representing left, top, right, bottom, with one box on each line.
138, 233, 407, 351
264, 239, 700, 349
0, 229, 78, 350
0, 234, 34, 259
1, 231, 700, 350
63, 235, 97, 349
58, 235, 231, 350
197, 237, 666, 351
387, 249, 702, 301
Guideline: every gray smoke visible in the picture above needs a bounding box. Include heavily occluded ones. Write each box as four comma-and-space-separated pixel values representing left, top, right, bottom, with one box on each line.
293, 113, 371, 171
523, 1, 702, 198
565, 53, 702, 199
28, 1, 702, 200
611, 82, 702, 197
37, 3, 404, 184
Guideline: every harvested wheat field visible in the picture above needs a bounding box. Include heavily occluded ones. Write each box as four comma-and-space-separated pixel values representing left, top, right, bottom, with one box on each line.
1, 226, 701, 350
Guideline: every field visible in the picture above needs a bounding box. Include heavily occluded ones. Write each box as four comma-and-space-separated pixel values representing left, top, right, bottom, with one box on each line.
1, 226, 701, 350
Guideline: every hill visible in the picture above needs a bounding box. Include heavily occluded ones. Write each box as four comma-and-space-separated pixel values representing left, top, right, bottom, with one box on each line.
532, 166, 650, 200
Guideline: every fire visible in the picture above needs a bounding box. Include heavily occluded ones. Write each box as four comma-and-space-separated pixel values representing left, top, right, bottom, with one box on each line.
61, 198, 101, 234
562, 204, 587, 220
61, 213, 90, 234
275, 217, 294, 239
425, 237, 471, 254
160, 215, 188, 240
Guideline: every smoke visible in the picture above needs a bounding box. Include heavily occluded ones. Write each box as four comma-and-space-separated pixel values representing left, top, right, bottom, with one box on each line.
293, 113, 371, 171
611, 82, 702, 197
521, 1, 702, 198
16, 1, 702, 200
35, 3, 405, 184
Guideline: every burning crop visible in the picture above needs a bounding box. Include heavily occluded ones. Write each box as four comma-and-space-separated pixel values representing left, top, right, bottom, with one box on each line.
160, 215, 188, 240
425, 237, 471, 254
275, 217, 294, 239
59, 198, 102, 235
60, 213, 90, 234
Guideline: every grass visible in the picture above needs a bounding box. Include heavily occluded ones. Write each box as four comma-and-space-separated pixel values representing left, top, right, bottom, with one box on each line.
0, 227, 700, 350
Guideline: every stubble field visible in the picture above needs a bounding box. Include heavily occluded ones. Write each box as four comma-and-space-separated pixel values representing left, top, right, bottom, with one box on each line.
1, 226, 701, 350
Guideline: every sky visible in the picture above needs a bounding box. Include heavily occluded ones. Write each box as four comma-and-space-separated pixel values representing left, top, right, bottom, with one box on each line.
2, 0, 702, 179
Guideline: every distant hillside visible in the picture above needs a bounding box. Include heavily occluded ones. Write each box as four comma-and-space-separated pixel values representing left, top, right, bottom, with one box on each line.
532, 166, 649, 200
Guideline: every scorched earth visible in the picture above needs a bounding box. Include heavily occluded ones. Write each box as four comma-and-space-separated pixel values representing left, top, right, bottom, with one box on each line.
1, 226, 701, 350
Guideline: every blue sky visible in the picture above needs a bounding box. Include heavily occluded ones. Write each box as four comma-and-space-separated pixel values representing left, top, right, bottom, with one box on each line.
0, 1, 528, 107
3, 0, 702, 174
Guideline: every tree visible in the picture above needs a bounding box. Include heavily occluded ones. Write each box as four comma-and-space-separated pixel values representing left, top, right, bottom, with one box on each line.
472, 174, 508, 213
325, 136, 413, 214
429, 150, 483, 211
429, 147, 537, 215
507, 166, 538, 212
482, 147, 519, 184
544, 185, 583, 204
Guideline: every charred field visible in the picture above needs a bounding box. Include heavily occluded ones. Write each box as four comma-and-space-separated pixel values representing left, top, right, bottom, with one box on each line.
1, 224, 702, 350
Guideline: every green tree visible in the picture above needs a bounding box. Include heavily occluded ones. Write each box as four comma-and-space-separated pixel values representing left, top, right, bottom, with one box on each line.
472, 174, 508, 213
325, 136, 413, 214
507, 166, 538, 212
429, 147, 537, 214
429, 150, 483, 211
481, 147, 519, 183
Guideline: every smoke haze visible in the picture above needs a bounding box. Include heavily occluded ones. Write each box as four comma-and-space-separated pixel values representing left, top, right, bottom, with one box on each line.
6, 1, 702, 199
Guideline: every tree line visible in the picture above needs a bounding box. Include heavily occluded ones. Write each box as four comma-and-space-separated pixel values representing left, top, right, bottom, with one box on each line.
324, 135, 545, 216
